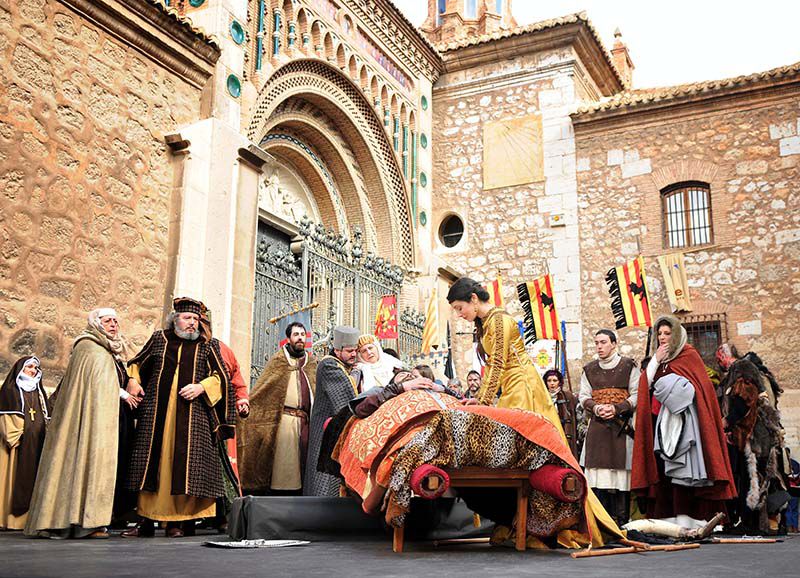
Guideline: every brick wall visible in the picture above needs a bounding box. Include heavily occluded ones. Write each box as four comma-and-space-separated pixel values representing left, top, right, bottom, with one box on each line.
0, 0, 204, 387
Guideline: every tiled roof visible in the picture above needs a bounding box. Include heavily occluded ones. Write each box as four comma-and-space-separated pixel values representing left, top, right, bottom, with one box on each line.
146, 0, 219, 49
574, 60, 800, 116
434, 11, 624, 86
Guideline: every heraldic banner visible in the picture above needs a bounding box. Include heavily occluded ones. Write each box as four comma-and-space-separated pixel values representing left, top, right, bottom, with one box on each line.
517, 274, 563, 344
375, 294, 398, 339
605, 255, 653, 329
487, 273, 505, 308
657, 252, 692, 313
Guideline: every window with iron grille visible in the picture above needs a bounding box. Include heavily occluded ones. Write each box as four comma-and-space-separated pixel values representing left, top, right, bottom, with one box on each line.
682, 313, 727, 364
661, 181, 713, 249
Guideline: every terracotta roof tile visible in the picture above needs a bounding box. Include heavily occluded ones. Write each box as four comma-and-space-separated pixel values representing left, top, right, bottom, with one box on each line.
574, 60, 800, 116
146, 0, 219, 49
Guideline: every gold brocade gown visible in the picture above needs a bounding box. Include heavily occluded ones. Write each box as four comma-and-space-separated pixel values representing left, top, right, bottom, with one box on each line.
477, 308, 624, 547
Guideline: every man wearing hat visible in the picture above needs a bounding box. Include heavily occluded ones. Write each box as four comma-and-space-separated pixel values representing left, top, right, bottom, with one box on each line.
303, 325, 362, 496
122, 297, 235, 538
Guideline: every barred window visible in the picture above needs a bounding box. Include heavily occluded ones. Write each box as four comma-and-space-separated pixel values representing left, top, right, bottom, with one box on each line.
682, 313, 727, 364
661, 182, 713, 248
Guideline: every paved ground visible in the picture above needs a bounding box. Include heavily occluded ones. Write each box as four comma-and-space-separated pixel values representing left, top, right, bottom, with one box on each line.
1, 530, 796, 578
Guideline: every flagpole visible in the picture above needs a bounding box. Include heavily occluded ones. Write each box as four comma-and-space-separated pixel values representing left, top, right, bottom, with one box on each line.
561, 320, 573, 393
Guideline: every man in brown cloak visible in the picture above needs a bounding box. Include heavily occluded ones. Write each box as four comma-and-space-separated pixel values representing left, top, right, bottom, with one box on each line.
238, 321, 317, 494
123, 297, 235, 538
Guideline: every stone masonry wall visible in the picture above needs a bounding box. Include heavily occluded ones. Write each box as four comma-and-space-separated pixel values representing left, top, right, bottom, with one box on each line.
574, 95, 800, 446
0, 0, 203, 388
432, 47, 585, 381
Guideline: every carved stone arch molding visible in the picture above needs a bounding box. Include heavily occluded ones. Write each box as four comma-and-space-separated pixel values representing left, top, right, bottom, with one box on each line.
247, 58, 415, 267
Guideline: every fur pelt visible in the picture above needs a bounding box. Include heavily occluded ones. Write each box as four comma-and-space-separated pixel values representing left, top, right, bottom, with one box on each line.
744, 442, 760, 511
237, 348, 317, 492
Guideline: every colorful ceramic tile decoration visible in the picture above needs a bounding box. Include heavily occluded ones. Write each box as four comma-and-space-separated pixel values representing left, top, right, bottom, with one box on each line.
227, 74, 241, 98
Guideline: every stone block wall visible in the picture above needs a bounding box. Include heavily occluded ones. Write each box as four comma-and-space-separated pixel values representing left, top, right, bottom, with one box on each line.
0, 0, 204, 388
574, 96, 800, 443
431, 47, 586, 379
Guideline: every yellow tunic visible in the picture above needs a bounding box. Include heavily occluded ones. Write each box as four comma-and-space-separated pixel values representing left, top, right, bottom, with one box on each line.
0, 415, 26, 529
478, 308, 624, 547
130, 346, 222, 522
270, 354, 303, 490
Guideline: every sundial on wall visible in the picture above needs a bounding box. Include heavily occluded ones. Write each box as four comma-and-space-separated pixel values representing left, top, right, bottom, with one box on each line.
482, 113, 544, 190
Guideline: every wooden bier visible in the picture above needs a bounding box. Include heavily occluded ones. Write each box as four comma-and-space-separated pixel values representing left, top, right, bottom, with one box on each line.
392, 467, 532, 553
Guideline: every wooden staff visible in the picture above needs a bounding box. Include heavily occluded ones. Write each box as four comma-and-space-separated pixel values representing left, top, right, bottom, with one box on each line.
432, 537, 491, 547
619, 538, 652, 550
268, 302, 319, 325
710, 538, 778, 544
647, 543, 700, 552
571, 546, 638, 558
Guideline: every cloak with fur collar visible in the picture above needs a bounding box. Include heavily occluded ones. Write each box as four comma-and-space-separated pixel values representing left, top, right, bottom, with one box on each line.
237, 347, 317, 492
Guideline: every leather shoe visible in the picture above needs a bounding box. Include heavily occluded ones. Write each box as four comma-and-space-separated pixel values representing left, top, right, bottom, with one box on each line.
166, 526, 184, 538
121, 521, 155, 538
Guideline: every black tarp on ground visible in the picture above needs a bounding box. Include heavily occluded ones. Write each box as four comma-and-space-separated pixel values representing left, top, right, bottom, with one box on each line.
228, 496, 493, 542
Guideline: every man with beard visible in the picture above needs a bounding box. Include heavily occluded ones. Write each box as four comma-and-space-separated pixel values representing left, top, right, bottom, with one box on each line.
304, 325, 361, 496
122, 297, 235, 538
238, 322, 317, 495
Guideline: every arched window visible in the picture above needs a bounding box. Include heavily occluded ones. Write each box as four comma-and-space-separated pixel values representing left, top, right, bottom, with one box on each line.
661, 181, 713, 248
465, 0, 477, 19
436, 0, 446, 25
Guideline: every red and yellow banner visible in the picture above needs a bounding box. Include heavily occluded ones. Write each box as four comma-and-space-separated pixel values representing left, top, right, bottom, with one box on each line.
605, 256, 653, 329
420, 289, 439, 354
516, 274, 563, 344
374, 294, 398, 339
487, 274, 505, 308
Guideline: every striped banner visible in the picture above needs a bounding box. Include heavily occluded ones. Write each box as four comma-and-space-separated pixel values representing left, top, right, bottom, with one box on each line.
605, 255, 653, 329
486, 274, 505, 308
420, 288, 439, 354
517, 274, 563, 344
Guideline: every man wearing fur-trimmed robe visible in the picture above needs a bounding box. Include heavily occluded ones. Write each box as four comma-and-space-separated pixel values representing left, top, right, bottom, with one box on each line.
238, 322, 317, 494
122, 297, 235, 538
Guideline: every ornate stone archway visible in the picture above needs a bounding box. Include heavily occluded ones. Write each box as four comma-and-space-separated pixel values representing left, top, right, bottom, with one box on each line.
247, 59, 415, 267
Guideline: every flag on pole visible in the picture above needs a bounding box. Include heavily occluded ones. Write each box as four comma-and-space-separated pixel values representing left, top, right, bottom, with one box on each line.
605, 255, 653, 329
420, 289, 439, 354
486, 273, 505, 308
658, 253, 692, 313
374, 294, 398, 339
517, 274, 563, 344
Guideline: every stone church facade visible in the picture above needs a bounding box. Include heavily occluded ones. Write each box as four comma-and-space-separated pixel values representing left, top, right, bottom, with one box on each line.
0, 0, 798, 441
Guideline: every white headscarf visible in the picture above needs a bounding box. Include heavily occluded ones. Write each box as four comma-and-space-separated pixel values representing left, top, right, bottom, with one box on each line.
357, 340, 403, 390
16, 356, 41, 393
87, 308, 127, 359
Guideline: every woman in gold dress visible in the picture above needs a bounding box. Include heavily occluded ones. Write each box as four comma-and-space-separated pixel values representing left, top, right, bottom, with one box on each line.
447, 277, 623, 547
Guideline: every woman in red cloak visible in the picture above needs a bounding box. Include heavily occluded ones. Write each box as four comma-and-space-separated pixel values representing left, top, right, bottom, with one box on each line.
632, 315, 735, 520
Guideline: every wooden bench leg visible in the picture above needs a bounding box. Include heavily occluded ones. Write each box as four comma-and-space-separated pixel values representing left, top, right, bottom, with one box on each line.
516, 484, 527, 552
393, 525, 404, 553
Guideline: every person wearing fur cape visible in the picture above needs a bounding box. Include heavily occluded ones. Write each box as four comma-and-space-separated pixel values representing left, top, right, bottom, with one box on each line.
632, 315, 736, 521
238, 321, 317, 494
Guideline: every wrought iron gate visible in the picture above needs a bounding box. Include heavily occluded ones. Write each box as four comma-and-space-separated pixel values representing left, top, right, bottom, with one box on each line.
251, 217, 424, 384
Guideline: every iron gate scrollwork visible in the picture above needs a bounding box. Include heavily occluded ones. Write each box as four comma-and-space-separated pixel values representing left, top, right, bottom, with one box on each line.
251, 217, 425, 384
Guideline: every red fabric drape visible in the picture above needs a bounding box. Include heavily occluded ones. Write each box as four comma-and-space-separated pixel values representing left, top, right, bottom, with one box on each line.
631, 344, 736, 501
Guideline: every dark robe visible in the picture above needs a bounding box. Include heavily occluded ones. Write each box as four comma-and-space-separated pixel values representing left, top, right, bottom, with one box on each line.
553, 389, 580, 460
126, 330, 235, 499
304, 354, 361, 496
0, 357, 51, 520
111, 358, 136, 521
632, 344, 736, 519
238, 346, 317, 493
